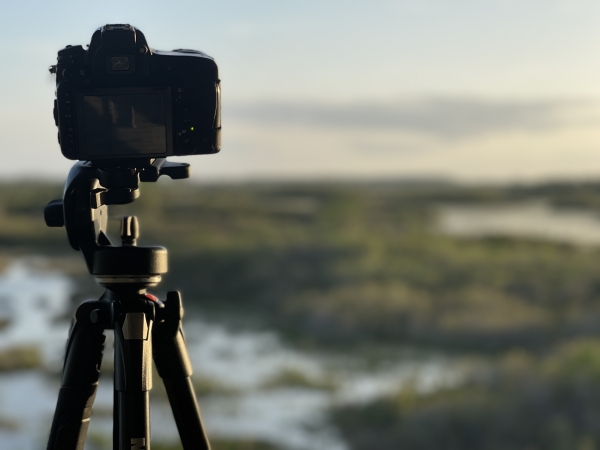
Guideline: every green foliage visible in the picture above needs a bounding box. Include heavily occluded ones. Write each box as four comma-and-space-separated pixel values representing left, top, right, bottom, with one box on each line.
150, 438, 278, 450
0, 182, 64, 251
260, 367, 338, 391
88, 433, 278, 450
8, 181, 600, 350
333, 340, 600, 450
124, 182, 600, 351
149, 366, 238, 399
9, 180, 600, 449
209, 439, 279, 450
192, 375, 239, 396
0, 345, 42, 371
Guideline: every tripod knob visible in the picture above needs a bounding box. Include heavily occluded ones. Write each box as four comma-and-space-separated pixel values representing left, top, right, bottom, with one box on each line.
44, 199, 64, 227
121, 216, 139, 246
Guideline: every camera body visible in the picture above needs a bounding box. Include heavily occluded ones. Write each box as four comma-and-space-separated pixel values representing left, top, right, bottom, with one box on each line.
53, 24, 220, 162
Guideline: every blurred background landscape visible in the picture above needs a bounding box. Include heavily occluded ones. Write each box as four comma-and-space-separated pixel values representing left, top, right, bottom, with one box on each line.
3, 0, 600, 449
5, 182, 600, 449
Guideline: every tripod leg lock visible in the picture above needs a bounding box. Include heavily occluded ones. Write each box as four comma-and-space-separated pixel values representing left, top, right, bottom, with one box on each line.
153, 291, 193, 379
47, 300, 109, 450
114, 301, 155, 393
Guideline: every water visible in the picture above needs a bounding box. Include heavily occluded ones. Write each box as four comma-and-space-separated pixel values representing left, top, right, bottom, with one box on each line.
0, 259, 72, 367
0, 258, 463, 450
0, 258, 74, 449
437, 201, 600, 246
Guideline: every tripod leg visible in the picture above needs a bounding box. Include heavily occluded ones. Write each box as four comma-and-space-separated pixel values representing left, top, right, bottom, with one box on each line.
47, 300, 108, 450
153, 291, 211, 450
113, 295, 155, 450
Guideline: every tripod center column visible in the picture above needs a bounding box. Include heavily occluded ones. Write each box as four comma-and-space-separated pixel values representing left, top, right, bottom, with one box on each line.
114, 303, 154, 450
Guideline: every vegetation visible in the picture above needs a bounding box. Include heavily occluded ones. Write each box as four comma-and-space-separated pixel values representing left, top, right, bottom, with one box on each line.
260, 367, 338, 391
332, 339, 600, 450
7, 180, 600, 448
151, 439, 278, 450
0, 345, 43, 371
88, 435, 277, 450
108, 181, 600, 352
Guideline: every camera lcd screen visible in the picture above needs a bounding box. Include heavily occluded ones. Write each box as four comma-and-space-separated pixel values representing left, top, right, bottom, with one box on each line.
81, 93, 168, 157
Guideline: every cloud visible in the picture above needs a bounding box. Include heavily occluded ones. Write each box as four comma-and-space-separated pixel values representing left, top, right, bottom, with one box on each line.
227, 97, 597, 140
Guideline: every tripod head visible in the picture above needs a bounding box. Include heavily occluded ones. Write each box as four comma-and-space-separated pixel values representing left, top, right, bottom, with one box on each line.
44, 158, 189, 289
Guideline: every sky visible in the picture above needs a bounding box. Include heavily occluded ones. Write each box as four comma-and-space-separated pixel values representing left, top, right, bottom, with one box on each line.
2, 0, 600, 183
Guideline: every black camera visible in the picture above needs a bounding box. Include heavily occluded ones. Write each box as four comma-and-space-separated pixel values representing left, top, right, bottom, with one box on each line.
52, 24, 221, 162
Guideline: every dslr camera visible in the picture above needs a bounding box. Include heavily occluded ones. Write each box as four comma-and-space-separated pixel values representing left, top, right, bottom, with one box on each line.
52, 24, 221, 163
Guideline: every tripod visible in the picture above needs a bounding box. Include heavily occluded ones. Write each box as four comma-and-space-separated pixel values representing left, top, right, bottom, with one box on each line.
43, 159, 211, 450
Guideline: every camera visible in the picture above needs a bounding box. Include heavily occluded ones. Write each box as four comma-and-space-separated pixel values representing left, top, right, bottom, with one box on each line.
52, 24, 221, 162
